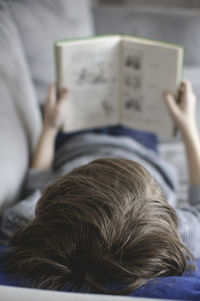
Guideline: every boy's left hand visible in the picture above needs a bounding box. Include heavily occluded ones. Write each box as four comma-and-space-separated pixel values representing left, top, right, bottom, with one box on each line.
43, 84, 69, 132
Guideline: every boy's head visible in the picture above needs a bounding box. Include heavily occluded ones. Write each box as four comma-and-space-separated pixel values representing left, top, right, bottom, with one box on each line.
6, 158, 194, 294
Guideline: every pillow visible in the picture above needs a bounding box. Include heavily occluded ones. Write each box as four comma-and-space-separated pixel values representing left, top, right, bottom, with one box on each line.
5, 0, 94, 103
0, 1, 42, 213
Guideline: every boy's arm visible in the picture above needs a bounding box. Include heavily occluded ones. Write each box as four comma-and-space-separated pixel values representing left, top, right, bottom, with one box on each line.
31, 84, 69, 171
164, 81, 200, 257
164, 80, 200, 186
181, 125, 200, 186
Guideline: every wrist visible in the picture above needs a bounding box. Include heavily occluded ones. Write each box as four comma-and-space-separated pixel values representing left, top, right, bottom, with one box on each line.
42, 125, 57, 139
180, 123, 199, 139
181, 124, 200, 147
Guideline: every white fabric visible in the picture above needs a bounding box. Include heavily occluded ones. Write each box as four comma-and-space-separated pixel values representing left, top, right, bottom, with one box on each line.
0, 1, 42, 212
0, 0, 94, 212
6, 0, 94, 103
0, 285, 157, 301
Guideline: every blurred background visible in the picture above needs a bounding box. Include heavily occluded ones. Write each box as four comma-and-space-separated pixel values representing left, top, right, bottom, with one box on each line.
93, 0, 200, 205
93, 0, 200, 102
1, 0, 200, 211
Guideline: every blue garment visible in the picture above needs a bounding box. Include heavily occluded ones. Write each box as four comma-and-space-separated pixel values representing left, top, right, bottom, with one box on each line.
0, 246, 22, 287
55, 125, 158, 153
0, 246, 200, 300
131, 262, 200, 300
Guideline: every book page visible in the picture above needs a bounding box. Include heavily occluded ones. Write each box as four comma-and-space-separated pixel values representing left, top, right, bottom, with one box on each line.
57, 37, 121, 132
120, 38, 183, 138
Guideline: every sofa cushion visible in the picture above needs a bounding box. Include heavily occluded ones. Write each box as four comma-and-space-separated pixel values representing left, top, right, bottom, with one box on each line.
0, 1, 42, 212
5, 0, 94, 103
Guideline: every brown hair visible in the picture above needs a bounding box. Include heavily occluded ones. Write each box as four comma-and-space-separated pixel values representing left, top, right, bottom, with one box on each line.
5, 158, 195, 294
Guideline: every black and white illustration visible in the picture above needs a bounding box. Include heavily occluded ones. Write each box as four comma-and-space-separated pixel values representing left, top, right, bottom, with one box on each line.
125, 50, 143, 70
75, 62, 115, 86
124, 94, 143, 112
71, 53, 117, 87
102, 99, 114, 118
122, 47, 144, 113
61, 40, 120, 131
124, 73, 142, 90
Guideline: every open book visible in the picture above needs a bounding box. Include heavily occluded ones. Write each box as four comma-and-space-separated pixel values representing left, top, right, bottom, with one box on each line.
55, 35, 183, 137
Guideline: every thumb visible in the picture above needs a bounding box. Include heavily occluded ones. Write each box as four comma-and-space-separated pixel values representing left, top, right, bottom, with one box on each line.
164, 92, 180, 120
57, 87, 69, 105
46, 84, 56, 108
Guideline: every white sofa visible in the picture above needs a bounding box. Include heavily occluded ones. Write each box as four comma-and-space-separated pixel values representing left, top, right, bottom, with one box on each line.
0, 0, 94, 212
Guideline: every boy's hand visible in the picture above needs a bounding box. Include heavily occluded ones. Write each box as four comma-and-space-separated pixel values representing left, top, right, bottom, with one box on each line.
43, 84, 69, 132
164, 80, 197, 135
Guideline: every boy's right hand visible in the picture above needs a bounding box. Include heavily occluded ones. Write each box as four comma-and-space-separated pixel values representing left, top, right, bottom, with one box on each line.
164, 80, 197, 135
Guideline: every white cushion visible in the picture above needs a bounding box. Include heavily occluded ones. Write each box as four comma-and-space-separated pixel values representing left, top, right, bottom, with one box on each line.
0, 1, 42, 212
6, 0, 94, 103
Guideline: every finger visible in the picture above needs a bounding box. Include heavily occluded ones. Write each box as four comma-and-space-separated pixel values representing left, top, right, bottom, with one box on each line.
46, 84, 56, 107
57, 87, 69, 104
181, 80, 193, 95
164, 92, 180, 118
